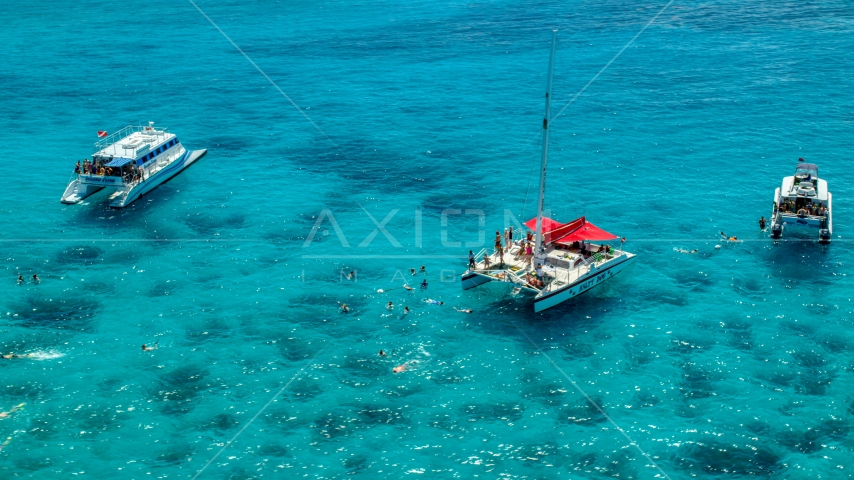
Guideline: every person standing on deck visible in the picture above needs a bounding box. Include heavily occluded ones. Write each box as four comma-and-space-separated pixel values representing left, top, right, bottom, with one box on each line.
494, 231, 504, 264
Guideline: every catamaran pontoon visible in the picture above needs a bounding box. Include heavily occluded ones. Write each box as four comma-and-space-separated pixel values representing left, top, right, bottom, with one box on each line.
61, 123, 206, 208
770, 160, 832, 243
461, 31, 635, 313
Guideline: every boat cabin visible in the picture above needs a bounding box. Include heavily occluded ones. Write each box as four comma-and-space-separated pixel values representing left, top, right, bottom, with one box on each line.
74, 124, 181, 187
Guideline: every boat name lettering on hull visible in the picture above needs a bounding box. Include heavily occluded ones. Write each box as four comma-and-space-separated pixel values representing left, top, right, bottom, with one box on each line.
81, 176, 120, 185
578, 270, 613, 292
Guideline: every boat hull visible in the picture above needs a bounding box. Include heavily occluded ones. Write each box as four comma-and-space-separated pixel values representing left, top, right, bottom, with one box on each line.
533, 254, 635, 312
462, 271, 494, 290
109, 149, 206, 208
61, 180, 105, 204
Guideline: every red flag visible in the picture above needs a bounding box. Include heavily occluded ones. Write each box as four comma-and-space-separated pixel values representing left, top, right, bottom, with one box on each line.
97, 131, 108, 138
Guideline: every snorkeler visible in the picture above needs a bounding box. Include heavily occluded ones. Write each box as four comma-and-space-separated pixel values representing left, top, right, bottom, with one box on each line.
142, 340, 159, 351
454, 308, 473, 313
1, 353, 35, 359
393, 362, 412, 374
0, 403, 25, 419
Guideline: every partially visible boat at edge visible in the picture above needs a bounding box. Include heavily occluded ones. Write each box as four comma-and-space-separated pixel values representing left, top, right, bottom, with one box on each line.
461, 31, 635, 313
770, 160, 832, 243
61, 122, 206, 208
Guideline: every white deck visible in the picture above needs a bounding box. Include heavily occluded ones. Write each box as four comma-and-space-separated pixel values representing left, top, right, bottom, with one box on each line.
467, 242, 630, 296
95, 129, 175, 160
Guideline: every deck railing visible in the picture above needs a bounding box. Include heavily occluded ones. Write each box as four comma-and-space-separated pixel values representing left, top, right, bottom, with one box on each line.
94, 124, 169, 150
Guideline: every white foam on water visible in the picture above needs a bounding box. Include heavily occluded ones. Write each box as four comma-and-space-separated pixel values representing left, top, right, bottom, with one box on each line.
27, 350, 65, 361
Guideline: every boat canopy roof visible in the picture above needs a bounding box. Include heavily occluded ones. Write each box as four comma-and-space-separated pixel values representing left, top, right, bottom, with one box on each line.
525, 216, 619, 243
105, 157, 136, 167
796, 162, 818, 177
523, 217, 565, 233
555, 221, 619, 243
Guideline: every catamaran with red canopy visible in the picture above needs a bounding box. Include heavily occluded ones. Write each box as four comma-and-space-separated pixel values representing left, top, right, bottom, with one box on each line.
461, 32, 635, 312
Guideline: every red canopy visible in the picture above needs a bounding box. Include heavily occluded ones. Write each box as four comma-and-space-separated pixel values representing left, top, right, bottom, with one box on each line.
523, 216, 564, 233
554, 220, 618, 243
524, 217, 586, 244
525, 216, 619, 243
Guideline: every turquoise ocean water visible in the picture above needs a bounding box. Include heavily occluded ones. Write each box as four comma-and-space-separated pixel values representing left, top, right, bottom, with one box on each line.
2, 0, 854, 477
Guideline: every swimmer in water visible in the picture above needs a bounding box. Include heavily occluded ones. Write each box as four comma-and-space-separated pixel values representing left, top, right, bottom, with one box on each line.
340, 303, 350, 313
403, 306, 410, 315
17, 275, 23, 284
403, 283, 414, 291
2, 353, 34, 359
423, 299, 444, 305
393, 362, 411, 373
420, 265, 426, 274
347, 271, 356, 280
454, 308, 473, 313
32, 274, 39, 283
0, 403, 25, 419
410, 268, 416, 276
378, 350, 386, 357
420, 279, 428, 290
387, 301, 394, 310
142, 341, 159, 351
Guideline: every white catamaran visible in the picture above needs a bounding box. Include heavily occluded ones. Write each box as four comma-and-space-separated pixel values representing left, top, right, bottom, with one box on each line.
461, 31, 636, 312
61, 123, 206, 208
770, 159, 832, 244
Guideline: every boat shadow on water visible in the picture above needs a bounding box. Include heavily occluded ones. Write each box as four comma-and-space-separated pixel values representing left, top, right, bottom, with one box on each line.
762, 235, 839, 284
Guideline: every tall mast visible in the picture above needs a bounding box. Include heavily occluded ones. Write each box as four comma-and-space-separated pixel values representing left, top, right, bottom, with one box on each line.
534, 30, 557, 260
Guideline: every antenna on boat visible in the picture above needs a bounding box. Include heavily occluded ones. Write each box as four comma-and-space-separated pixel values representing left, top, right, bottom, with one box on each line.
533, 30, 557, 266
